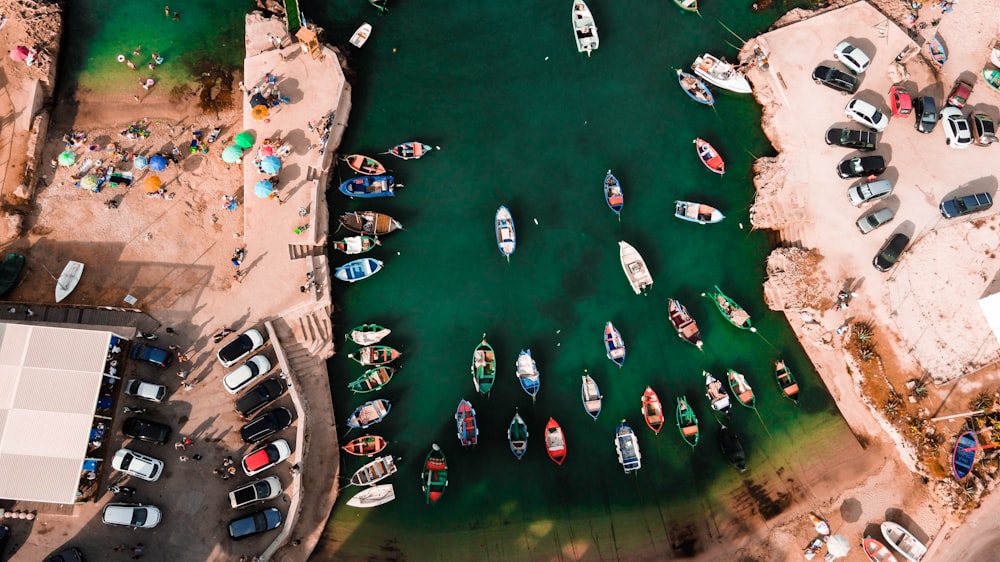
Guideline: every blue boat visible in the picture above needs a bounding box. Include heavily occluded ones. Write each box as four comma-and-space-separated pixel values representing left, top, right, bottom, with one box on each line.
455, 399, 479, 447
515, 349, 540, 400
676, 69, 715, 106
495, 205, 516, 260
334, 258, 383, 283
508, 409, 529, 460
604, 170, 623, 217
346, 399, 391, 429
581, 371, 602, 420
339, 175, 396, 198
614, 420, 641, 474
604, 321, 625, 367
952, 430, 977, 481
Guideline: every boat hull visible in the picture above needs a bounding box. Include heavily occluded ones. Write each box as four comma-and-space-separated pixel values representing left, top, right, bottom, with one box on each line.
604, 170, 623, 215
334, 258, 383, 283
581, 374, 603, 420
676, 69, 714, 106
614, 421, 642, 473
516, 349, 540, 398
572, 1, 599, 56
347, 366, 396, 394
333, 236, 380, 255
952, 430, 977, 481
508, 411, 529, 460
727, 369, 756, 409
704, 371, 732, 416
455, 399, 479, 447
775, 360, 800, 404
668, 298, 703, 349
695, 138, 725, 174
422, 443, 448, 505
349, 23, 373, 48
619, 241, 653, 294
604, 321, 626, 367
346, 484, 395, 508
345, 324, 391, 346
350, 455, 397, 486
339, 211, 403, 236
863, 537, 900, 562
707, 285, 753, 330
676, 396, 699, 448
472, 338, 497, 395
641, 387, 664, 434
345, 154, 386, 175
495, 205, 516, 258
544, 417, 567, 465
56, 260, 84, 303
342, 435, 388, 457
346, 399, 391, 429
719, 425, 747, 472
675, 201, 725, 224
338, 175, 395, 198
390, 142, 433, 160
880, 521, 927, 562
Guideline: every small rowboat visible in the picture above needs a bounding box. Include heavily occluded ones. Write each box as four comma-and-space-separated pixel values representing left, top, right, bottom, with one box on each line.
342, 435, 388, 457
350, 455, 397, 486
388, 141, 434, 160
719, 424, 747, 472
56, 260, 84, 303
984, 68, 1000, 93
614, 420, 642, 474
334, 258, 383, 283
508, 409, 529, 460
880, 521, 927, 562
676, 396, 699, 448
676, 69, 714, 106
348, 345, 401, 366
774, 359, 800, 404
674, 0, 698, 12
345, 323, 391, 346
705, 285, 753, 330
572, 0, 599, 56
863, 537, 900, 562
640, 386, 664, 434
338, 175, 395, 198
421, 443, 448, 505
333, 235, 381, 255
347, 366, 397, 394
515, 349, 540, 400
544, 417, 567, 465
346, 484, 395, 508
604, 169, 623, 217
495, 205, 516, 260
619, 241, 653, 295
455, 399, 479, 447
604, 321, 626, 367
927, 34, 946, 66
668, 298, 703, 349
675, 200, 725, 224
727, 369, 755, 409
344, 154, 386, 175
349, 23, 373, 48
339, 211, 403, 236
952, 430, 977, 481
704, 371, 732, 416
471, 336, 497, 396
695, 138, 725, 174
346, 399, 391, 429
581, 371, 603, 420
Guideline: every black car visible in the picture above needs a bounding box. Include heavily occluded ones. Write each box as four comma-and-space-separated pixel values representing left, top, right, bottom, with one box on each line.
873, 233, 910, 272
825, 127, 877, 151
940, 192, 994, 218
0, 525, 9, 559
228, 507, 283, 540
45, 547, 84, 562
811, 65, 859, 94
122, 417, 172, 445
837, 155, 886, 179
218, 328, 265, 368
914, 96, 938, 134
240, 407, 293, 444
235, 376, 288, 419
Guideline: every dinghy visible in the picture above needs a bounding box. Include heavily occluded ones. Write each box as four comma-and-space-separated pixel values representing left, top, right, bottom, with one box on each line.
952, 430, 977, 481
614, 420, 642, 473
706, 285, 753, 330
346, 484, 395, 508
863, 537, 900, 562
581, 372, 603, 420
774, 359, 800, 404
604, 169, 623, 216
348, 345, 401, 366
515, 349, 540, 399
572, 1, 599, 56
508, 409, 529, 460
342, 435, 388, 457
347, 366, 396, 394
349, 455, 397, 486
338, 175, 395, 198
604, 321, 626, 367
676, 396, 699, 448
472, 337, 497, 395
695, 138, 725, 174
719, 424, 747, 472
349, 23, 373, 48
675, 201, 725, 224
704, 371, 732, 416
333, 235, 381, 255
668, 298, 704, 349
619, 241, 653, 295
388, 141, 434, 160
544, 417, 567, 465
421, 443, 448, 505
455, 399, 479, 447
641, 386, 665, 434
727, 369, 756, 409
55, 260, 84, 303
676, 69, 714, 106
495, 205, 516, 260
344, 154, 386, 175
880, 521, 927, 562
339, 211, 403, 236
346, 399, 391, 429
334, 258, 383, 283
345, 323, 391, 346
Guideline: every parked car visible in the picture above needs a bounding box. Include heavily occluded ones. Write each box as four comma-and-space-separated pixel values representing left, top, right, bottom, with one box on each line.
102, 503, 162, 529
856, 207, 895, 234
833, 41, 871, 74
124, 378, 166, 403
224, 355, 272, 395
228, 476, 283, 509
847, 178, 893, 206
946, 79, 973, 108
845, 98, 889, 131
44, 547, 84, 562
941, 106, 973, 149
112, 448, 164, 482
218, 328, 266, 368
971, 113, 998, 146
235, 376, 288, 419
129, 343, 172, 368
824, 127, 877, 151
837, 155, 886, 179
913, 96, 938, 133
240, 407, 294, 444
228, 507, 282, 540
812, 65, 858, 94
242, 438, 292, 476
122, 417, 172, 445
873, 233, 910, 272
0, 525, 9, 559
940, 193, 994, 218
889, 85, 912, 117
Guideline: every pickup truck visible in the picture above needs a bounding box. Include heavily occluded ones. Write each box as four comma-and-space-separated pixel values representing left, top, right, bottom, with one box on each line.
228, 476, 282, 509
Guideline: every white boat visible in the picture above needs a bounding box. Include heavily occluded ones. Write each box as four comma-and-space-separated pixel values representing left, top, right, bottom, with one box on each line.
346, 483, 395, 507
572, 1, 599, 56
704, 371, 732, 416
350, 23, 373, 48
692, 53, 752, 94
349, 455, 397, 487
618, 241, 653, 295
55, 260, 84, 303
334, 258, 383, 283
614, 420, 641, 474
990, 39, 1000, 68
675, 200, 725, 224
880, 521, 927, 562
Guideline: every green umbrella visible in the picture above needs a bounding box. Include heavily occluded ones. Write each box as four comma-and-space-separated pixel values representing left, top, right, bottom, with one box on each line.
221, 145, 243, 164
234, 131, 254, 149
57, 151, 76, 166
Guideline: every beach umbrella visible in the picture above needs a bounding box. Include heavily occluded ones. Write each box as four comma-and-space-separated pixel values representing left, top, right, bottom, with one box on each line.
826, 535, 850, 559
133, 155, 148, 170
251, 105, 269, 121
144, 175, 162, 193
234, 131, 255, 149
80, 175, 98, 191
253, 179, 274, 199
222, 145, 243, 164
10, 46, 29, 61
260, 155, 281, 175
57, 151, 76, 167
258, 145, 274, 157
149, 154, 167, 172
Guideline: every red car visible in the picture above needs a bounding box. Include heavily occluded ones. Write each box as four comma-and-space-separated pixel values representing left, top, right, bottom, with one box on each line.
947, 80, 973, 108
889, 86, 912, 117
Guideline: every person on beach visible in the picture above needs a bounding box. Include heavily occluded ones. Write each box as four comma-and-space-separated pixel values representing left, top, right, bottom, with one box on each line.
127, 60, 137, 71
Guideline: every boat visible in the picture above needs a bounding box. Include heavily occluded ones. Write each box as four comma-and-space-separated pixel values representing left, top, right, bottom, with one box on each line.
704, 371, 732, 416
952, 430, 977, 481
55, 260, 84, 303
619, 241, 653, 295
614, 420, 642, 474
334, 258, 384, 283
692, 53, 752, 94
341, 435, 388, 457
544, 417, 567, 465
455, 399, 479, 447
705, 285, 753, 330
984, 68, 1000, 93
346, 399, 391, 429
675, 200, 725, 224
369, 0, 388, 14
676, 396, 699, 448
727, 369, 755, 409
349, 455, 397, 486
333, 235, 381, 255
604, 169, 623, 217
347, 366, 397, 394
349, 23, 373, 48
863, 537, 901, 562
640, 386, 664, 434
339, 211, 403, 236
718, 424, 747, 472
348, 345, 401, 366
421, 443, 448, 505
338, 175, 395, 198
515, 349, 540, 400
0, 253, 24, 297
992, 39, 1000, 67
345, 323, 392, 346
508, 410, 529, 460
471, 337, 497, 395
676, 69, 714, 106
346, 484, 395, 508
571, 1, 599, 56
774, 359, 800, 404
495, 205, 516, 260
926, 34, 946, 66
344, 154, 386, 175
694, 138, 725, 175
880, 521, 927, 562
667, 298, 704, 349
581, 371, 603, 420
674, 0, 698, 12
604, 321, 626, 367
388, 141, 434, 160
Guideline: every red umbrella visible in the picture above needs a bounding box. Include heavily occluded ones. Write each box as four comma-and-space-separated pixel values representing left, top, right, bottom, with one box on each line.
10, 46, 29, 61
259, 145, 274, 157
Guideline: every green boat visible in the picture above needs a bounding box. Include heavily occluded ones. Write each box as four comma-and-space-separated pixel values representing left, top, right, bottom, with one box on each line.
0, 253, 25, 297
727, 369, 756, 410
471, 336, 496, 395
775, 359, 800, 405
347, 366, 397, 394
348, 345, 401, 366
421, 443, 448, 505
676, 395, 699, 448
984, 68, 1000, 93
345, 323, 391, 346
705, 285, 754, 331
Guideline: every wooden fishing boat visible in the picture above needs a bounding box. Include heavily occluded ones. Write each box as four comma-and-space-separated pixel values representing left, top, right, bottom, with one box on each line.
349, 455, 397, 486
341, 435, 388, 457
348, 345, 401, 366
675, 200, 725, 225
604, 321, 626, 367
455, 399, 479, 447
508, 409, 529, 460
345, 323, 391, 346
338, 175, 395, 198
388, 141, 434, 160
614, 420, 642, 474
952, 430, 977, 481
0, 253, 24, 297
674, 0, 698, 12
333, 235, 381, 255
515, 349, 540, 400
619, 241, 653, 295
495, 205, 516, 260
668, 298, 704, 349
346, 398, 391, 429
545, 417, 567, 465
774, 359, 800, 404
926, 34, 946, 66
641, 386, 664, 434
992, 39, 1000, 68
572, 0, 599, 57
704, 371, 732, 416
55, 260, 84, 303
692, 53, 752, 94
421, 443, 448, 505
339, 211, 403, 236
581, 371, 603, 420
349, 23, 373, 48
727, 369, 755, 409
706, 285, 753, 330
695, 138, 725, 175
984, 68, 1000, 93
880, 521, 927, 562
347, 366, 397, 394
334, 258, 383, 283
472, 337, 497, 395
604, 169, 623, 217
676, 69, 714, 106
863, 537, 901, 562
344, 154, 386, 175
676, 396, 699, 448
346, 483, 395, 508
719, 424, 747, 472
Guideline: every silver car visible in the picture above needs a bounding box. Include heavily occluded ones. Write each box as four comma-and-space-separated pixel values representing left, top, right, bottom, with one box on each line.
833, 41, 871, 74
845, 98, 889, 132
941, 106, 973, 149
112, 448, 164, 481
848, 179, 893, 206
856, 207, 895, 234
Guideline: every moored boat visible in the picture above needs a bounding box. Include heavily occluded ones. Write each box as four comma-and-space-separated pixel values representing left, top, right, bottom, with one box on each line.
421, 443, 448, 505
495, 205, 516, 260
55, 260, 84, 303
984, 68, 1000, 93
338, 175, 395, 198
515, 349, 540, 400
508, 409, 529, 460
927, 34, 946, 66
774, 359, 800, 404
879, 521, 927, 562
344, 153, 386, 175
339, 210, 403, 236
388, 141, 434, 160
346, 484, 395, 508
676, 69, 714, 106
727, 369, 755, 409
581, 371, 603, 420
348, 345, 401, 366
347, 366, 397, 394
604, 169, 623, 217
545, 417, 567, 465
350, 455, 397, 486
455, 399, 479, 447
346, 398, 392, 429
614, 420, 642, 474
719, 424, 747, 472
571, 1, 599, 56
619, 241, 653, 295
676, 396, 699, 448
342, 435, 388, 457
668, 298, 704, 349
704, 371, 732, 416
675, 201, 725, 224
641, 386, 664, 434
705, 285, 753, 330
694, 138, 725, 174
604, 321, 626, 367
345, 323, 391, 346
692, 53, 752, 94
674, 0, 698, 12
952, 430, 977, 481
334, 258, 383, 283
863, 537, 901, 562
0, 253, 24, 297
349, 23, 373, 48
333, 235, 381, 255
471, 337, 497, 395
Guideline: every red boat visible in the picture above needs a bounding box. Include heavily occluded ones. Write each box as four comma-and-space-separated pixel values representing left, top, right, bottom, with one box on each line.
344, 154, 387, 175
695, 138, 725, 175
641, 386, 665, 434
862, 537, 900, 562
341, 435, 388, 457
544, 417, 567, 465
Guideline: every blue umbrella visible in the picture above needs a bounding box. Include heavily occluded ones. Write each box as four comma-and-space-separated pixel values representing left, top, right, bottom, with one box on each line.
253, 179, 274, 199
149, 154, 167, 172
260, 155, 281, 175
133, 155, 148, 170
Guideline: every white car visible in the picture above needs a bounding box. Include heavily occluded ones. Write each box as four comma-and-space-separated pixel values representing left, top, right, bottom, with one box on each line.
833, 41, 871, 74
228, 476, 283, 509
112, 448, 164, 482
102, 503, 162, 528
845, 98, 889, 132
224, 355, 272, 395
941, 106, 973, 149
242, 438, 292, 476
124, 378, 167, 403
218, 328, 266, 368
